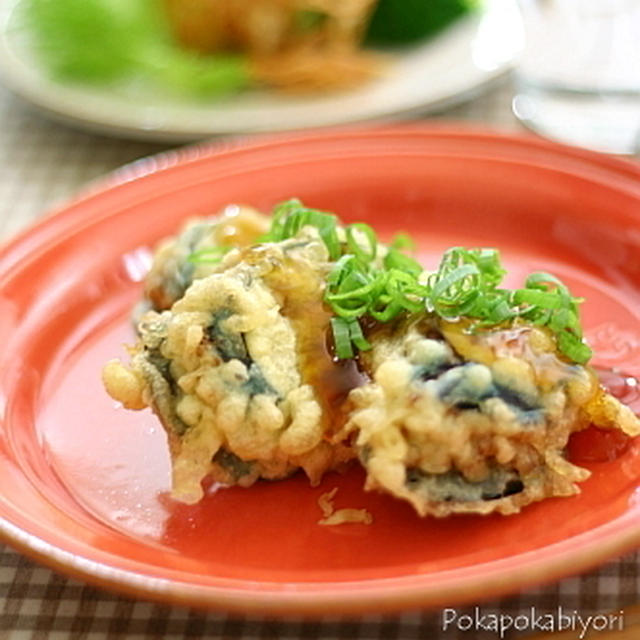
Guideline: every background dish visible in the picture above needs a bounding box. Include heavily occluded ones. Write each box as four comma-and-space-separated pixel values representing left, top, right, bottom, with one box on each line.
0, 0, 522, 141
0, 126, 639, 615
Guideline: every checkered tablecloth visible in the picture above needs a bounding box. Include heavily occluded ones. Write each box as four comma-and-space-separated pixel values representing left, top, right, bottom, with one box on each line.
0, 80, 638, 639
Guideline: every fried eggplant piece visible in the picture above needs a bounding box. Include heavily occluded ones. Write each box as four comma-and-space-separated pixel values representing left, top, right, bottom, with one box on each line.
105, 204, 640, 517
104, 229, 355, 503
345, 317, 640, 516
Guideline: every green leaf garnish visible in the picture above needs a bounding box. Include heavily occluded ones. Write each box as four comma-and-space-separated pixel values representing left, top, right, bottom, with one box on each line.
365, 0, 477, 46
21, 0, 249, 97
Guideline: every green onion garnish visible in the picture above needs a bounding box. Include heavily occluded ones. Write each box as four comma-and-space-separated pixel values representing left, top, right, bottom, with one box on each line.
187, 246, 231, 264
194, 199, 593, 365
389, 232, 415, 251
330, 317, 355, 359
262, 199, 341, 260
426, 250, 591, 363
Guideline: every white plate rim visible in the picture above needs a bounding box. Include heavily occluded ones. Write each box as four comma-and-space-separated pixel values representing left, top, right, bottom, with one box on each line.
0, 0, 523, 142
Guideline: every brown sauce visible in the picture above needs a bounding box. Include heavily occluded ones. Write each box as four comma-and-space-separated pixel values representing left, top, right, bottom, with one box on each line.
213, 205, 270, 247
263, 254, 368, 435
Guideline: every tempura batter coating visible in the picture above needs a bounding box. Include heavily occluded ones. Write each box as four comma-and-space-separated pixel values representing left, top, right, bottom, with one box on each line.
105, 227, 355, 504
345, 317, 639, 516
144, 204, 269, 312
104, 203, 640, 516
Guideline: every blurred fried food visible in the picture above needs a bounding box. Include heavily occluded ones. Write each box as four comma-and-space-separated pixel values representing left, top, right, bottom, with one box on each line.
164, 0, 377, 54
24, 0, 475, 96
163, 0, 383, 91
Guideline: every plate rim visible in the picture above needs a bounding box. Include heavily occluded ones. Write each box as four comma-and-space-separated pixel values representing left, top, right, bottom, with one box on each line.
1, 124, 640, 616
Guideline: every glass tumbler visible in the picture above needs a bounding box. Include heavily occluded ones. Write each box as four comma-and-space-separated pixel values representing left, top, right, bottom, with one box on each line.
512, 0, 640, 155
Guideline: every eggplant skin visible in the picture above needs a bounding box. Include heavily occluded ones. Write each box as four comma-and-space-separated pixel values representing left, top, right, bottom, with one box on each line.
405, 467, 524, 503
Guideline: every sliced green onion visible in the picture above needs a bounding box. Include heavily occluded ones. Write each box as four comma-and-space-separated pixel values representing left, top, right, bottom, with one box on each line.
348, 319, 372, 352
318, 221, 341, 261
330, 317, 354, 359
370, 300, 403, 323
262, 199, 592, 364
525, 272, 568, 290
390, 232, 415, 251
187, 246, 231, 264
262, 199, 341, 259
384, 248, 423, 276
327, 254, 357, 287
345, 223, 378, 263
513, 289, 568, 309
556, 331, 592, 365
431, 263, 479, 300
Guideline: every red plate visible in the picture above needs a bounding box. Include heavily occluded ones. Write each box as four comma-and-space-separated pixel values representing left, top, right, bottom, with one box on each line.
1, 126, 640, 616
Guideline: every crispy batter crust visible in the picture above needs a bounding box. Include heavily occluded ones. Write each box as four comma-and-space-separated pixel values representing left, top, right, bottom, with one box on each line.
104, 213, 640, 515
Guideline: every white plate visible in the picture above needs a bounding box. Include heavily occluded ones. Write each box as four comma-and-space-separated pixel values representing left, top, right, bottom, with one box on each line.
0, 0, 522, 142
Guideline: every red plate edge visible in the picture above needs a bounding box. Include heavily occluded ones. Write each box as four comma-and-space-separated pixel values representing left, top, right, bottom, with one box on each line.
2, 121, 640, 276
1, 504, 639, 617
0, 123, 640, 616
